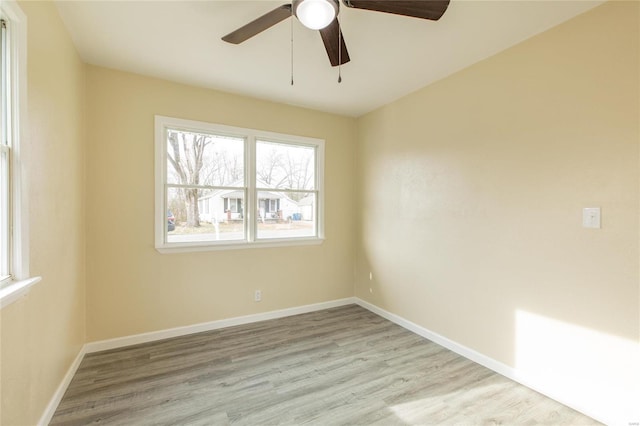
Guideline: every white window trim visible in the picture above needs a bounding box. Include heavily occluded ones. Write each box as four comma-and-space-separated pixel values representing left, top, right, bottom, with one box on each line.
154, 115, 325, 253
0, 1, 41, 310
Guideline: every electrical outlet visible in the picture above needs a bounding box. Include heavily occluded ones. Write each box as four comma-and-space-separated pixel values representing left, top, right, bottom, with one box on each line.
582, 207, 601, 229
254, 290, 262, 302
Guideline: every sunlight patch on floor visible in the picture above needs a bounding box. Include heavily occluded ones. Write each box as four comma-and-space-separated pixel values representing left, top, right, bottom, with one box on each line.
389, 383, 506, 424
515, 309, 640, 425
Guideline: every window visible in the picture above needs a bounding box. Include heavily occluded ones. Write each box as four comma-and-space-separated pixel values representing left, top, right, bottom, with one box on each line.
225, 198, 242, 214
1, 18, 11, 283
155, 116, 324, 252
0, 2, 39, 309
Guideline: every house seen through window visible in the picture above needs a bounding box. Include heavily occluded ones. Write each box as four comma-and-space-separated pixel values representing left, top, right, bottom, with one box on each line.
155, 116, 324, 251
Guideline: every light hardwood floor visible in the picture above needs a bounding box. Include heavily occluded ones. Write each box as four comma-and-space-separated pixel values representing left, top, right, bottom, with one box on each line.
51, 305, 599, 425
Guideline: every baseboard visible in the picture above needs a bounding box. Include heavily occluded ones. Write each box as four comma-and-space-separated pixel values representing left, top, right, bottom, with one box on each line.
38, 345, 86, 426
41, 296, 610, 425
355, 298, 517, 377
85, 297, 357, 353
354, 297, 607, 425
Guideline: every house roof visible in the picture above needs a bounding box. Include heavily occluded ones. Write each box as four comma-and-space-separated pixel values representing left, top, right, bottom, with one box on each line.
198, 178, 303, 202
297, 195, 315, 206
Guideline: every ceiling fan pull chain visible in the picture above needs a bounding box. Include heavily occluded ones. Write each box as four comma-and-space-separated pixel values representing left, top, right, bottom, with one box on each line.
338, 18, 342, 83
290, 4, 294, 86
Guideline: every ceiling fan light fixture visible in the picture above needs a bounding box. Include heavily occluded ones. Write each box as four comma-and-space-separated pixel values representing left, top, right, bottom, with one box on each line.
295, 0, 337, 30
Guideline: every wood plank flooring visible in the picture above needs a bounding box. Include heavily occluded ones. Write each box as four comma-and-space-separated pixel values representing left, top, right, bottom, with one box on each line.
51, 305, 598, 425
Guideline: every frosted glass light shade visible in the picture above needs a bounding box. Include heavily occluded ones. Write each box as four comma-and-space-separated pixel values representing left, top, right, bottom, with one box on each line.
296, 0, 336, 30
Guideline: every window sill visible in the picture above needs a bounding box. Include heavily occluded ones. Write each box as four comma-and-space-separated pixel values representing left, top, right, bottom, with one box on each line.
0, 276, 42, 309
156, 237, 324, 254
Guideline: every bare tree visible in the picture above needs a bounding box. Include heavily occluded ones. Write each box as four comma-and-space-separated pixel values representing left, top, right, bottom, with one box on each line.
167, 131, 211, 227
277, 149, 313, 200
256, 147, 283, 186
255, 143, 315, 201
213, 150, 243, 185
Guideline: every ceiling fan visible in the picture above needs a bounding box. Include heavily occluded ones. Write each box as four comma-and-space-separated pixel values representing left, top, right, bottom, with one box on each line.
222, 0, 450, 67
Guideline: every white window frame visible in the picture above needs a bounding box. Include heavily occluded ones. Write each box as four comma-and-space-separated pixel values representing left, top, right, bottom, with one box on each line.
0, 1, 40, 310
154, 115, 325, 253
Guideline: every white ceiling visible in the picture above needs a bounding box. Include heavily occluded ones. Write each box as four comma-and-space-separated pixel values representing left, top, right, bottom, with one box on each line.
55, 0, 604, 117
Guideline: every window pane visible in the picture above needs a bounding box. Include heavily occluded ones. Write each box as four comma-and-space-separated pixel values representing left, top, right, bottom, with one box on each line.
0, 19, 9, 279
167, 187, 245, 243
1, 19, 8, 149
167, 129, 244, 187
257, 191, 315, 239
0, 148, 8, 277
256, 140, 315, 190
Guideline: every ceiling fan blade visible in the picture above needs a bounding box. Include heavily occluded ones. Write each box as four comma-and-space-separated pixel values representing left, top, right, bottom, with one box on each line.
319, 19, 350, 67
222, 4, 292, 44
342, 0, 450, 21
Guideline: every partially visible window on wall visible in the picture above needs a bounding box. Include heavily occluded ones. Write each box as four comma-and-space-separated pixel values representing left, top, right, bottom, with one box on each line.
155, 116, 324, 252
0, 2, 39, 308
1, 18, 12, 284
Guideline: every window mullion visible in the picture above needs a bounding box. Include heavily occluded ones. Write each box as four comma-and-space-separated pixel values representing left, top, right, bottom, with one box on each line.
247, 135, 256, 242
254, 188, 317, 195
167, 183, 245, 191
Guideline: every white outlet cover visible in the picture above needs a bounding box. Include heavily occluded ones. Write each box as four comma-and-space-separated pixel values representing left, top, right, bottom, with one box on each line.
582, 207, 601, 229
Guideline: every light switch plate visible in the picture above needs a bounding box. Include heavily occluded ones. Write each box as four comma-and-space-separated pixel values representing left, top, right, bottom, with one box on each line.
582, 207, 601, 229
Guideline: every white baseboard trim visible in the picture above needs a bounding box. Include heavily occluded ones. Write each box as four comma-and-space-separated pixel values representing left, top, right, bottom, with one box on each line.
38, 345, 86, 426
354, 298, 606, 425
354, 298, 516, 377
41, 297, 610, 425
85, 297, 357, 354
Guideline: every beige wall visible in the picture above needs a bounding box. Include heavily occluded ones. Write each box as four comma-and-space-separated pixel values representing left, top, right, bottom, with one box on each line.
355, 1, 639, 423
0, 1, 86, 425
84, 67, 356, 341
